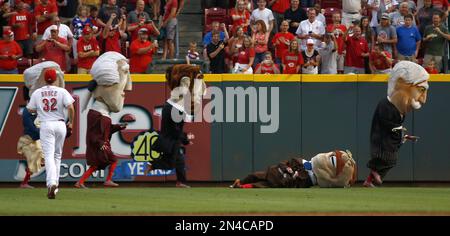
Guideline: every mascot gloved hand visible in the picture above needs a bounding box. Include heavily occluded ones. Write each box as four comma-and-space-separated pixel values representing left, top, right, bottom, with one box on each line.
75, 52, 132, 189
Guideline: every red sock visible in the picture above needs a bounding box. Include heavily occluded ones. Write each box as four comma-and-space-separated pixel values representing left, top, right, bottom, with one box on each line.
21, 168, 31, 185
79, 166, 97, 184
366, 173, 373, 183
241, 184, 254, 188
106, 161, 118, 182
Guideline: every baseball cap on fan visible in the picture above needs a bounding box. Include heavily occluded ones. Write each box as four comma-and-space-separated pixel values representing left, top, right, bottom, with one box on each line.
44, 69, 57, 84
306, 38, 314, 45
82, 26, 92, 35
3, 29, 14, 37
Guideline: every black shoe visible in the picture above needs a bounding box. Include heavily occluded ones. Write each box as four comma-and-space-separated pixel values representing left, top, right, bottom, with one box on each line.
47, 185, 57, 199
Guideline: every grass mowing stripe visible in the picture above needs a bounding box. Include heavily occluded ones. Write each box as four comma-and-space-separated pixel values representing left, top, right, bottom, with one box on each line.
1, 187, 450, 215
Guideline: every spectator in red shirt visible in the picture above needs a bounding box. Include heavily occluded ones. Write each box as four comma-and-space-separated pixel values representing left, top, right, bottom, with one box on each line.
268, 0, 290, 33
0, 30, 23, 74
230, 0, 251, 35
255, 51, 280, 74
369, 43, 393, 74
232, 36, 255, 74
35, 25, 70, 72
160, 0, 178, 59
10, 1, 36, 57
344, 26, 369, 74
77, 26, 99, 74
425, 58, 439, 74
252, 19, 270, 67
272, 20, 295, 64
127, 13, 160, 42
282, 39, 304, 74
34, 0, 58, 40
130, 28, 157, 73
326, 12, 347, 74
101, 12, 127, 53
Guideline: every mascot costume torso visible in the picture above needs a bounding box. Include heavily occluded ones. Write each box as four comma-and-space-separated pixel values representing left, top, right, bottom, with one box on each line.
231, 150, 357, 188
364, 61, 429, 187
150, 64, 206, 187
75, 52, 132, 188
18, 61, 65, 188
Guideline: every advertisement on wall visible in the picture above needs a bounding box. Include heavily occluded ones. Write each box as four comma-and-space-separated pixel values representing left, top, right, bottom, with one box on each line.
0, 81, 212, 182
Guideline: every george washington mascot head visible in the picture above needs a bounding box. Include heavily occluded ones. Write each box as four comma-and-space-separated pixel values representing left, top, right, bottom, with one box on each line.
387, 61, 429, 115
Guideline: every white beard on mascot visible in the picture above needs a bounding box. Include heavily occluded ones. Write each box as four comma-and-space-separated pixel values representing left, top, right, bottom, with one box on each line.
16, 61, 65, 188
364, 61, 429, 187
74, 52, 132, 189
230, 150, 357, 188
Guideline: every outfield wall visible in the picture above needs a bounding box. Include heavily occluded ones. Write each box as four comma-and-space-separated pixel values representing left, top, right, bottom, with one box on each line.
0, 74, 449, 183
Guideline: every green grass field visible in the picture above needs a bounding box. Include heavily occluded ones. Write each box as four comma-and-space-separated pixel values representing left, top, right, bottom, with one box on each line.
1, 187, 450, 215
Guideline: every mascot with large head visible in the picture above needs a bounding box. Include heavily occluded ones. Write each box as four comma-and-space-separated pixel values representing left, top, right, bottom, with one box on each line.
149, 64, 206, 188
364, 61, 429, 187
18, 61, 64, 188
230, 149, 357, 188
75, 52, 132, 188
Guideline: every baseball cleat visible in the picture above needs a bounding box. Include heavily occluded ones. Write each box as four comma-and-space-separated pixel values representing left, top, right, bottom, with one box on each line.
20, 183, 35, 189
230, 179, 241, 188
371, 170, 383, 185
363, 180, 376, 188
74, 182, 88, 189
104, 180, 119, 187
176, 182, 191, 188
47, 185, 57, 199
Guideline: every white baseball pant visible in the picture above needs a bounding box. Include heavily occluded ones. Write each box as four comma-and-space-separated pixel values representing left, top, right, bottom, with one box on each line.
40, 121, 66, 188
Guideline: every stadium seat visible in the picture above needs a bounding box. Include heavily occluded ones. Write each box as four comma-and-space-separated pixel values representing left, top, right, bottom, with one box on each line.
321, 0, 342, 9
204, 8, 228, 26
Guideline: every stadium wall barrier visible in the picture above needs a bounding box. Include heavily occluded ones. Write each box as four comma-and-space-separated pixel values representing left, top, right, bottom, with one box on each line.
0, 74, 449, 182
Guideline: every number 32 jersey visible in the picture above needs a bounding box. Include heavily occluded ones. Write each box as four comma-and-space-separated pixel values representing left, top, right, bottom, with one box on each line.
27, 85, 75, 122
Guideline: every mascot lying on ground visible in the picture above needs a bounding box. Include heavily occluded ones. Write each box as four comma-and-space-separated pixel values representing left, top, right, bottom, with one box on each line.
17, 61, 65, 188
148, 64, 206, 188
75, 52, 132, 188
364, 61, 429, 187
230, 150, 357, 188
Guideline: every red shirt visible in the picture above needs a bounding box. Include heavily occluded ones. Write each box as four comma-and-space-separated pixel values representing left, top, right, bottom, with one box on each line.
163, 0, 178, 22
425, 67, 439, 74
255, 63, 279, 74
369, 50, 392, 70
130, 39, 156, 73
40, 37, 68, 72
34, 3, 58, 35
103, 31, 121, 53
230, 8, 250, 33
77, 37, 99, 69
271, 32, 295, 60
345, 36, 369, 68
432, 0, 449, 10
129, 23, 158, 41
0, 40, 23, 70
10, 10, 35, 41
282, 51, 304, 74
271, 0, 290, 13
237, 47, 255, 64
326, 24, 347, 54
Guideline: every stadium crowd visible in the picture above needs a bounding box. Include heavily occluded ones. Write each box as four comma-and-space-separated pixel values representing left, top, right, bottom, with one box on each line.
0, 0, 449, 75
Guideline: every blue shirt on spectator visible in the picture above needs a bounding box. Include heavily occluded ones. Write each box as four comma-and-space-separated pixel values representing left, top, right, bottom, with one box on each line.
72, 17, 93, 40
202, 31, 226, 47
396, 25, 421, 57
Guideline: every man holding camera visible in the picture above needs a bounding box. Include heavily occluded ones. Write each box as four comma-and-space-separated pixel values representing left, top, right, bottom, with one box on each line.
35, 25, 71, 72
127, 13, 160, 42
295, 8, 325, 51
207, 31, 227, 74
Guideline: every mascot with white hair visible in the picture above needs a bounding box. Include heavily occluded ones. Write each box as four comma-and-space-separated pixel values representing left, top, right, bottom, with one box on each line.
230, 149, 357, 188
17, 61, 65, 188
363, 61, 429, 187
75, 52, 132, 188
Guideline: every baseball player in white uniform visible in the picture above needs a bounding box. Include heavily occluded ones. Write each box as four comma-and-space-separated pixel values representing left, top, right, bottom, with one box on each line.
27, 69, 75, 199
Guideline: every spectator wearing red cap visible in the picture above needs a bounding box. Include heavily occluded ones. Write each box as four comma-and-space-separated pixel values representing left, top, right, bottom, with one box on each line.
35, 25, 71, 72
9, 1, 36, 57
0, 30, 23, 74
101, 12, 127, 53
77, 27, 99, 74
130, 28, 157, 73
1, 2, 17, 37
34, 0, 58, 40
